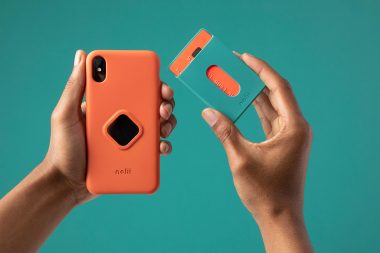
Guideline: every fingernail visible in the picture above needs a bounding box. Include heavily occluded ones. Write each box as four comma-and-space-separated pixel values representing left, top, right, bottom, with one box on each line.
74, 50, 81, 66
202, 109, 218, 127
163, 122, 172, 136
245, 53, 256, 58
163, 103, 172, 120
162, 143, 169, 153
232, 50, 241, 57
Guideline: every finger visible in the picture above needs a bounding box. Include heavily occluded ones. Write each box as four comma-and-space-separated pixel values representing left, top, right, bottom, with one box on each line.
160, 115, 176, 138
160, 122, 172, 138
201, 108, 244, 152
170, 97, 175, 109
236, 50, 275, 126
252, 93, 273, 137
54, 50, 87, 121
161, 82, 175, 109
161, 82, 174, 101
233, 50, 241, 57
253, 89, 277, 121
167, 114, 177, 131
240, 53, 302, 117
160, 140, 172, 155
80, 101, 87, 125
81, 101, 86, 116
159, 101, 173, 121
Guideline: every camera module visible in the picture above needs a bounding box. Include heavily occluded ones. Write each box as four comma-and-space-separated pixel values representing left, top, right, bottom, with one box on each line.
92, 56, 106, 82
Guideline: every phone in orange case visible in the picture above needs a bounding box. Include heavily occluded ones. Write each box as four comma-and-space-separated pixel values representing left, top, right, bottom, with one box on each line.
85, 50, 160, 194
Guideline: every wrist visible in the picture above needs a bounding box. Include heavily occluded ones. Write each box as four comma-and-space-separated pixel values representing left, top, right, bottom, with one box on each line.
0, 160, 80, 253
251, 203, 304, 225
40, 157, 93, 206
253, 206, 305, 230
252, 206, 313, 253
36, 160, 80, 209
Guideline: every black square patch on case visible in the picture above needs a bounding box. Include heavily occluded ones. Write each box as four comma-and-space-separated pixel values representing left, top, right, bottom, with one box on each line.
107, 114, 140, 146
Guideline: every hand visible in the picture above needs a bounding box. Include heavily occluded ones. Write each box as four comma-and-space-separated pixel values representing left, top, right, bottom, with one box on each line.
0, 50, 177, 253
43, 50, 176, 204
201, 53, 313, 252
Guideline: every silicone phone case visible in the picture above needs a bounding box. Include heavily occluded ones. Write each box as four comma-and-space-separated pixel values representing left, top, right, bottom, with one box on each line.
86, 50, 160, 194
171, 29, 264, 122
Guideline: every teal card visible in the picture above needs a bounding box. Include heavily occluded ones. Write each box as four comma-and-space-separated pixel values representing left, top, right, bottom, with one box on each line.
170, 29, 264, 122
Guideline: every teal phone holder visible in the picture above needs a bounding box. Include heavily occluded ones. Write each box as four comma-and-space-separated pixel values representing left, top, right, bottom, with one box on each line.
173, 30, 264, 122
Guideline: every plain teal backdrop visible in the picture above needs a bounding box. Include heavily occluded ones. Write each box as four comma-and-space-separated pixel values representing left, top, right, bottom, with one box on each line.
1, 0, 379, 252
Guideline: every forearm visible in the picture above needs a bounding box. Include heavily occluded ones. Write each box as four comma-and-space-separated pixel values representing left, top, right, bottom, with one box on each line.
255, 209, 313, 253
0, 161, 76, 253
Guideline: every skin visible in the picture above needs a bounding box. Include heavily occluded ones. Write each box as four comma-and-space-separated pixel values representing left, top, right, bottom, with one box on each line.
0, 50, 176, 253
202, 52, 313, 253
0, 50, 312, 253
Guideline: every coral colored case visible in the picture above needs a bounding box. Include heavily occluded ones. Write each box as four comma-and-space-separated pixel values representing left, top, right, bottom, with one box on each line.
169, 29, 264, 122
85, 50, 160, 194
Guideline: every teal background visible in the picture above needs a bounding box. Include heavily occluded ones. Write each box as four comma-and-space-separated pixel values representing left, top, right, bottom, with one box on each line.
1, 0, 379, 252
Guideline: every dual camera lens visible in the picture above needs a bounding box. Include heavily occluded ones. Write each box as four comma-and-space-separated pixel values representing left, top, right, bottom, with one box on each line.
92, 56, 106, 82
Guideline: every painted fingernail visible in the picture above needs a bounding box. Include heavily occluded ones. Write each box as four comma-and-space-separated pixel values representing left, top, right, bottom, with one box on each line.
202, 109, 218, 127
74, 50, 81, 66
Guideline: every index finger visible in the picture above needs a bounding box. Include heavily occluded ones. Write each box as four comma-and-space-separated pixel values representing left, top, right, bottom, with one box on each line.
239, 53, 302, 118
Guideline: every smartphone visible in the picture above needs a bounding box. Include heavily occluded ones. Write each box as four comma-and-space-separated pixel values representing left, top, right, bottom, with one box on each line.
169, 29, 263, 122
85, 50, 160, 194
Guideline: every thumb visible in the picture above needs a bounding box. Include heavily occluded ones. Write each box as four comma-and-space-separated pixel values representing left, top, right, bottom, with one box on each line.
201, 108, 244, 152
53, 50, 86, 123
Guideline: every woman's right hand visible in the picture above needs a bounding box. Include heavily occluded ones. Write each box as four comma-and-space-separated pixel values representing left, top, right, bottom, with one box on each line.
201, 53, 313, 253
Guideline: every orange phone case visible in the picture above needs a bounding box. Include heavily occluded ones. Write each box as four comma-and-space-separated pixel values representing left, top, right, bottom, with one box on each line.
85, 50, 160, 194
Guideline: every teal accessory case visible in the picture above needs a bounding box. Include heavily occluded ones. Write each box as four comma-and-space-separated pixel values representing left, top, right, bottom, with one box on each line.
171, 29, 264, 122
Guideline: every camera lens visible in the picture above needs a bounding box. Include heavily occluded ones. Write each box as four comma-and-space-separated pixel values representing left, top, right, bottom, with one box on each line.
92, 56, 106, 82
